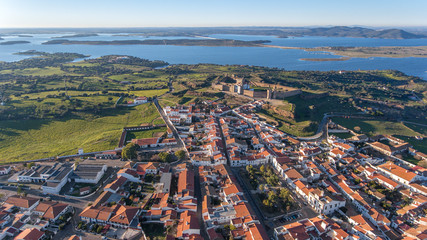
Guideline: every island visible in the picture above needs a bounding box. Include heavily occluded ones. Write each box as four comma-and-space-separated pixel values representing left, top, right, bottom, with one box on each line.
42, 38, 271, 47
0, 40, 31, 45
52, 33, 99, 38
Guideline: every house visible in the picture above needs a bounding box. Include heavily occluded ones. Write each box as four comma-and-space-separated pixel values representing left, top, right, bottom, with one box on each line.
13, 228, 45, 240
329, 148, 346, 159
283, 169, 304, 187
134, 96, 148, 105
370, 141, 411, 156
109, 205, 140, 229
104, 176, 128, 193
136, 162, 159, 176
176, 211, 200, 239
132, 137, 161, 148
5, 195, 39, 211
300, 147, 322, 157
34, 201, 71, 222
175, 169, 195, 201
79, 206, 115, 225
80, 187, 91, 196
0, 166, 11, 175
377, 162, 419, 186
117, 169, 140, 183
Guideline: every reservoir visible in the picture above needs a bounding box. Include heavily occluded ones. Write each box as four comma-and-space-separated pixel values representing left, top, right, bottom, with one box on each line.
0, 33, 426, 79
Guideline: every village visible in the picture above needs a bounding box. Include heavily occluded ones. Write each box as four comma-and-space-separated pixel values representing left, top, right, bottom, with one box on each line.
0, 95, 426, 240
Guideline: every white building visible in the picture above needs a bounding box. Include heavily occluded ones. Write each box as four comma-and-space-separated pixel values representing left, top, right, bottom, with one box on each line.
72, 164, 107, 184
134, 96, 148, 105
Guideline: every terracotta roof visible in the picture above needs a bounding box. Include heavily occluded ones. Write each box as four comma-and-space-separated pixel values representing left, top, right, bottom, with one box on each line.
331, 148, 345, 156
14, 228, 44, 240
104, 176, 128, 192
234, 202, 254, 218
79, 206, 114, 221
285, 169, 303, 181
248, 223, 269, 240
223, 183, 242, 196
5, 195, 38, 209
118, 168, 139, 178
131, 137, 159, 146
176, 211, 199, 238
109, 205, 139, 225
35, 201, 69, 220
378, 162, 417, 182
177, 169, 194, 195
67, 236, 81, 240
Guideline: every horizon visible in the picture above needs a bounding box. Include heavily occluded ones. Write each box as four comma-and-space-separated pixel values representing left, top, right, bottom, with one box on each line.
1, 0, 426, 28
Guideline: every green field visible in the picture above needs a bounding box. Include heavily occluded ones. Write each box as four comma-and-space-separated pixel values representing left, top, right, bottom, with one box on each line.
333, 118, 427, 154
257, 94, 357, 137
0, 103, 161, 163
332, 118, 421, 137
125, 127, 167, 142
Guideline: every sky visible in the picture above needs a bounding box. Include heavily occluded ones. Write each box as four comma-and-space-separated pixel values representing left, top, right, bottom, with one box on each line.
0, 0, 426, 28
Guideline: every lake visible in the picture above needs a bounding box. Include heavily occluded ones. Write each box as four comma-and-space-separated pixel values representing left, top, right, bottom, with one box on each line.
0, 33, 426, 79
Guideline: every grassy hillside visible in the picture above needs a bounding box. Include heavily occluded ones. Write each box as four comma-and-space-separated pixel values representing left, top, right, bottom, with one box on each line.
333, 118, 427, 153
0, 103, 161, 163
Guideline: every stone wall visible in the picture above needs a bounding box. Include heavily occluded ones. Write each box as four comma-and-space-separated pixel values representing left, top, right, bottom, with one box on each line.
243, 90, 268, 98
269, 89, 302, 99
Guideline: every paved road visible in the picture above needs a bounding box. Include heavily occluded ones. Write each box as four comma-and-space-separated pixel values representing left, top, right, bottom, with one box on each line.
296, 112, 369, 141
194, 169, 209, 240
153, 98, 184, 149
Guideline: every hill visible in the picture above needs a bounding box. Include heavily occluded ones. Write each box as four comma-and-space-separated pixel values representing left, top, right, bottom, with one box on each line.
300, 26, 426, 39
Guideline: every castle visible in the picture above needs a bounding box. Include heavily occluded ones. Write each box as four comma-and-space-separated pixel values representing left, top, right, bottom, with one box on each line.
212, 75, 302, 99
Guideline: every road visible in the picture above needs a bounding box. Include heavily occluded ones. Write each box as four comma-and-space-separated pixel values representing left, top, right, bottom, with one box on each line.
153, 98, 184, 149
296, 112, 369, 141
194, 169, 209, 240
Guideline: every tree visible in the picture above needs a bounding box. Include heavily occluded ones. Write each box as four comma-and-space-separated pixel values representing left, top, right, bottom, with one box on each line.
279, 188, 290, 200
17, 186, 24, 196
175, 150, 186, 160
260, 165, 265, 174
268, 191, 278, 204
96, 225, 103, 234
122, 142, 138, 160
158, 152, 172, 162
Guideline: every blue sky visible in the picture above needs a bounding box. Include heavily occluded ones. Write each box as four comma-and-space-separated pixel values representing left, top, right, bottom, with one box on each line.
0, 0, 426, 28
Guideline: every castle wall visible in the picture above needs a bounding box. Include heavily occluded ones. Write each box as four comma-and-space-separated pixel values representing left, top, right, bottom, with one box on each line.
271, 90, 302, 99
243, 90, 267, 98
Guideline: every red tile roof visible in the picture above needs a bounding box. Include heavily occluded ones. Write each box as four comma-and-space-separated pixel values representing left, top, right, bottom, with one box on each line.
14, 228, 44, 240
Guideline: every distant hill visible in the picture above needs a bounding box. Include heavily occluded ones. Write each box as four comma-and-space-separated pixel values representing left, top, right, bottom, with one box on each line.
0, 26, 425, 39
299, 26, 426, 39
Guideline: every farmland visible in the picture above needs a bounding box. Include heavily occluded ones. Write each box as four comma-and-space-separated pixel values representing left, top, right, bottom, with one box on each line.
0, 52, 426, 162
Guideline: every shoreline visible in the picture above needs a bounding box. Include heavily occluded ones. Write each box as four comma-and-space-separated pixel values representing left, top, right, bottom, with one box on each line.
299, 56, 351, 61
261, 44, 427, 60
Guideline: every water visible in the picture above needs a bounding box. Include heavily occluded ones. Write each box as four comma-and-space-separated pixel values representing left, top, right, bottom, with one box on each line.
0, 33, 426, 79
